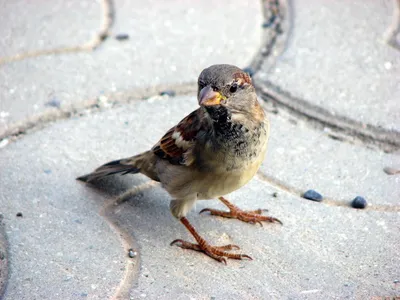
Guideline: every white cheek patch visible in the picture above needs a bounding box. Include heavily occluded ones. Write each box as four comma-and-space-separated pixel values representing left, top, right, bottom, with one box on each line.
231, 113, 248, 124
238, 79, 251, 87
233, 79, 250, 90
172, 131, 192, 149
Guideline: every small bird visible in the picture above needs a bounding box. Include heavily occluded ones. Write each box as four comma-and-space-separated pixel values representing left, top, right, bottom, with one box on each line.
77, 64, 281, 264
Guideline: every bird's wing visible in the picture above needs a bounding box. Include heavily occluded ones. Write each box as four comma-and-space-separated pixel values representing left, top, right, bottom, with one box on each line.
152, 108, 205, 166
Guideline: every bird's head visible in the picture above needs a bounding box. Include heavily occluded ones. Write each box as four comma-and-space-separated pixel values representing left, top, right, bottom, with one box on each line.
197, 64, 262, 121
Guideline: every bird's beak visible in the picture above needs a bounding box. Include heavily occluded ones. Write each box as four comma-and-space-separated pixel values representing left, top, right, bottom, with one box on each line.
198, 86, 225, 106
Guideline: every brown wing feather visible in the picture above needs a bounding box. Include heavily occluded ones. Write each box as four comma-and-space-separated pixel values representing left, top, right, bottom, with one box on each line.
152, 108, 204, 165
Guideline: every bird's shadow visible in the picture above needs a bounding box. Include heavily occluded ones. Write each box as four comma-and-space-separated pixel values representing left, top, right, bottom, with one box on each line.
78, 174, 177, 229
78, 174, 140, 197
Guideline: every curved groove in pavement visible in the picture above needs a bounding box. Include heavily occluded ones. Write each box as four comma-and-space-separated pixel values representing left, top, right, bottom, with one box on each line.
0, 215, 9, 299
257, 84, 400, 152
386, 0, 400, 50
254, 0, 400, 152
0, 83, 197, 141
256, 171, 400, 212
0, 2, 398, 297
0, 0, 114, 66
2, 0, 398, 154
99, 181, 157, 299
248, 0, 290, 73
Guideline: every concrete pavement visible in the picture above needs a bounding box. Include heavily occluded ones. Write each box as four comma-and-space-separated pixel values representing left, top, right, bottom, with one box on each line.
0, 0, 262, 134
255, 0, 400, 148
0, 0, 399, 299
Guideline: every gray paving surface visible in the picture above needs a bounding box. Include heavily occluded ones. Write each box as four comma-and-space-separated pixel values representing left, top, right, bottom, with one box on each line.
0, 0, 102, 57
0, 214, 8, 298
0, 134, 126, 299
1, 96, 399, 299
0, 0, 262, 133
1, 0, 400, 299
256, 0, 400, 132
262, 106, 400, 207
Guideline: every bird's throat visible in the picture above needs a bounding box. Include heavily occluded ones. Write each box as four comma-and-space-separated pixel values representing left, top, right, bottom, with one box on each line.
204, 105, 231, 127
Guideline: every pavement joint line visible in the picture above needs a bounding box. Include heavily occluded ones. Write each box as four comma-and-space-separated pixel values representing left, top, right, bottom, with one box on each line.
113, 181, 159, 206
256, 171, 400, 212
0, 80, 392, 156
252, 0, 400, 153
99, 207, 137, 300
0, 214, 9, 299
0, 82, 197, 145
248, 0, 290, 73
1, 2, 398, 297
97, 181, 158, 299
0, 78, 395, 157
260, 100, 365, 149
1, 0, 395, 154
386, 0, 400, 50
256, 83, 400, 153
0, 0, 115, 66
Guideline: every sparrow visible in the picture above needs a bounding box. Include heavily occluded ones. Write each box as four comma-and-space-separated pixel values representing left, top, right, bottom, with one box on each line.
77, 64, 281, 264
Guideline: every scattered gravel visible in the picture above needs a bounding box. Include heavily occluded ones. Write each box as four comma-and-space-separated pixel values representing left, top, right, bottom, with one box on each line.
351, 196, 367, 209
302, 190, 323, 202
115, 33, 130, 41
159, 90, 176, 97
128, 249, 137, 258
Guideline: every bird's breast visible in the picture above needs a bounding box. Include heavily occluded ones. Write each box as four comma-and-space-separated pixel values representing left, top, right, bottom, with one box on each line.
197, 119, 268, 172
196, 155, 264, 199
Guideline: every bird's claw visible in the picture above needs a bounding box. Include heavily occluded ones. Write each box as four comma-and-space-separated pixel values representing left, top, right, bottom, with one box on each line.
171, 238, 252, 263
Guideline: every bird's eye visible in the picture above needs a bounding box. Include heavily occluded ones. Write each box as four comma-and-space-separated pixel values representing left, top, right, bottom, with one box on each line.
230, 83, 238, 93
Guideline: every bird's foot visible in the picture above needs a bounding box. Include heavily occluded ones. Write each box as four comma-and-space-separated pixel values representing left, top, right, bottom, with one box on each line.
170, 239, 251, 264
200, 196, 282, 226
172, 217, 252, 264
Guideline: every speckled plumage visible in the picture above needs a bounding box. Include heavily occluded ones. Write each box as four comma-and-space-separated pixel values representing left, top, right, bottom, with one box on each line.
78, 64, 280, 263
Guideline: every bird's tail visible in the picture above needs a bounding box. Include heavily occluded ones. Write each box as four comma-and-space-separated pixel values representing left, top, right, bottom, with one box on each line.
76, 151, 159, 182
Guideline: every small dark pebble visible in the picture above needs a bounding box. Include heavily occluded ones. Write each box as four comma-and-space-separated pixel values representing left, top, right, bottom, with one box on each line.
45, 98, 61, 108
124, 121, 129, 125
242, 67, 255, 77
303, 190, 323, 202
272, 192, 278, 198
128, 248, 137, 258
328, 134, 345, 142
99, 33, 108, 41
271, 108, 279, 115
44, 169, 52, 174
261, 47, 268, 55
351, 196, 367, 209
16, 212, 23, 217
262, 16, 276, 28
115, 33, 130, 41
383, 167, 400, 175
394, 279, 399, 284
0, 251, 5, 260
159, 90, 176, 97
81, 293, 88, 297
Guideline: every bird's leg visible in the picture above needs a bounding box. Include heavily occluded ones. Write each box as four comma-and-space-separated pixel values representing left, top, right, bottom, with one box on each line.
170, 217, 252, 264
200, 196, 282, 226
